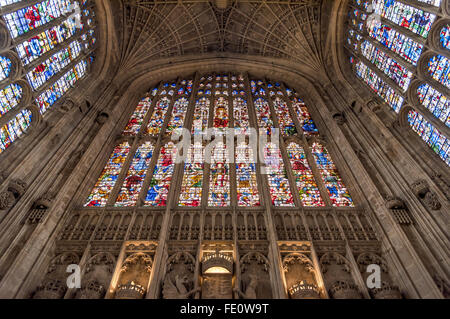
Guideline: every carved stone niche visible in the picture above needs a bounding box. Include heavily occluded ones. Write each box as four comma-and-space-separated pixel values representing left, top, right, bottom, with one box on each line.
235, 252, 272, 299
320, 253, 362, 299
115, 253, 153, 299
33, 252, 80, 299
410, 180, 442, 211
357, 253, 402, 299
201, 250, 234, 299
76, 253, 115, 299
162, 251, 199, 299
283, 253, 321, 299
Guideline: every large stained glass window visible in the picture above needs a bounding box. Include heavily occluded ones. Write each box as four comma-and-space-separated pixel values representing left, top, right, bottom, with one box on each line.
347, 0, 449, 166
85, 142, 130, 207
115, 142, 154, 207
0, 0, 96, 155
145, 142, 177, 206
287, 142, 324, 207
85, 74, 357, 209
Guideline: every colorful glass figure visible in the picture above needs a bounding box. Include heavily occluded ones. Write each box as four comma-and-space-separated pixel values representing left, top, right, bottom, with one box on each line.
123, 97, 152, 135
273, 97, 297, 136
115, 142, 154, 207
287, 142, 324, 207
85, 142, 130, 207
147, 97, 171, 135
236, 142, 260, 206
192, 97, 210, 136
179, 142, 204, 206
208, 141, 230, 206
145, 142, 177, 206
311, 143, 354, 207
166, 97, 189, 136
264, 143, 294, 207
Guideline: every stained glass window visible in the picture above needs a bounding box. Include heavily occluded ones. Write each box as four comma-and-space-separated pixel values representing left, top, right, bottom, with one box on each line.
88, 75, 359, 209
0, 83, 22, 118
428, 55, 450, 89
311, 143, 354, 207
147, 97, 171, 135
213, 97, 229, 129
36, 59, 88, 114
236, 142, 260, 206
287, 142, 324, 207
85, 142, 130, 207
145, 142, 177, 206
0, 109, 32, 154
360, 40, 413, 92
166, 97, 189, 135
417, 83, 449, 127
272, 97, 297, 136
192, 97, 210, 135
0, 56, 12, 82
440, 25, 450, 50
254, 98, 274, 135
26, 40, 83, 90
179, 142, 204, 206
372, 0, 436, 38
233, 97, 250, 134
115, 142, 154, 207
123, 97, 152, 135
366, 20, 423, 65
291, 97, 319, 135
353, 59, 404, 112
208, 141, 230, 207
3, 0, 75, 38
0, 0, 95, 153
264, 143, 294, 207
408, 110, 449, 165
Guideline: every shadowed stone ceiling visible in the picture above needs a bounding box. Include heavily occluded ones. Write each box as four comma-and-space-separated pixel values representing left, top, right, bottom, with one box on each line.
117, 0, 325, 72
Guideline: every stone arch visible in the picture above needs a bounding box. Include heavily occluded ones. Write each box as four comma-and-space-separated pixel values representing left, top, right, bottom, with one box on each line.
115, 252, 153, 299
236, 252, 272, 299
282, 253, 321, 299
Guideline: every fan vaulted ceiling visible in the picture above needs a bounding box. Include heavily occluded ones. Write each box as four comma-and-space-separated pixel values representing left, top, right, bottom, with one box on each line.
117, 0, 325, 71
